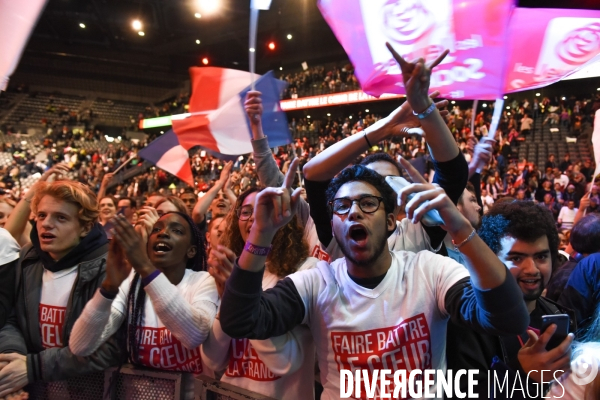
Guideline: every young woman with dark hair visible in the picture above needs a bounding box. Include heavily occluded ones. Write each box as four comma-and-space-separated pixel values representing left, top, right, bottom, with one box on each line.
69, 212, 218, 399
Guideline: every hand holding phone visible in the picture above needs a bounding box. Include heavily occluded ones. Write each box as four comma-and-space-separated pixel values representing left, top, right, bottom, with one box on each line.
541, 314, 570, 351
385, 176, 444, 226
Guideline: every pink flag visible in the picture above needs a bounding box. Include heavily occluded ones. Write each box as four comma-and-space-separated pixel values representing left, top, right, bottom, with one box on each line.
504, 8, 600, 93
0, 0, 47, 90
318, 0, 515, 100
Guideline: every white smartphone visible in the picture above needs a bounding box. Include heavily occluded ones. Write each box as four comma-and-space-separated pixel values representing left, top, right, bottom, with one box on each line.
385, 176, 445, 227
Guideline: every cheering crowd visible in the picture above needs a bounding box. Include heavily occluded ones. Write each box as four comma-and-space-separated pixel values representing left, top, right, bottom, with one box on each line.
0, 46, 600, 400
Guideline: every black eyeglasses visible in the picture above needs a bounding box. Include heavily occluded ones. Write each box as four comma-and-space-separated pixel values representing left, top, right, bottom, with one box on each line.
329, 195, 384, 215
236, 205, 253, 221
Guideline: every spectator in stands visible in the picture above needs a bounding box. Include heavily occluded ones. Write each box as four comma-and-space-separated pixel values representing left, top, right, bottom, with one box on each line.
116, 197, 136, 224
205, 217, 225, 256
143, 193, 164, 208
535, 179, 556, 203
98, 196, 117, 226
154, 196, 188, 217
0, 180, 120, 398
69, 212, 218, 399
559, 200, 579, 231
192, 162, 236, 228
520, 114, 533, 136
481, 188, 494, 214
179, 188, 197, 216
545, 154, 557, 170
560, 153, 572, 173
448, 201, 573, 397
546, 214, 600, 302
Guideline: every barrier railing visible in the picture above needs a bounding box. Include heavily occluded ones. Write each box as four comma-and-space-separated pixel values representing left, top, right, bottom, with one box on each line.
23, 366, 276, 400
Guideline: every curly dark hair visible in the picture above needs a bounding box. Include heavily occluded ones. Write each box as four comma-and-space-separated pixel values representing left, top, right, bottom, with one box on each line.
126, 211, 207, 365
220, 187, 309, 278
326, 165, 397, 220
478, 201, 559, 267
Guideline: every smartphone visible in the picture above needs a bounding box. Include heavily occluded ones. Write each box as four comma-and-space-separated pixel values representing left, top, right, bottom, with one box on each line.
385, 176, 444, 227
541, 314, 570, 350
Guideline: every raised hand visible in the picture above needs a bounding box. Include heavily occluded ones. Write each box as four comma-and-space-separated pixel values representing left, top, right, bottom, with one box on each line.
244, 91, 263, 127
40, 163, 70, 182
518, 327, 573, 383
207, 245, 236, 298
134, 206, 160, 243
375, 90, 449, 139
217, 161, 234, 188
111, 215, 154, 277
251, 158, 302, 237
102, 236, 132, 293
386, 43, 449, 113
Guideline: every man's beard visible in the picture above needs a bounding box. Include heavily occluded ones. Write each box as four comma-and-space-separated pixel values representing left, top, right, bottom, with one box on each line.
336, 227, 389, 267
522, 280, 545, 302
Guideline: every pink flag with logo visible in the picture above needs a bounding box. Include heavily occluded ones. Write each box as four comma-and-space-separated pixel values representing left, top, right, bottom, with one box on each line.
504, 8, 600, 93
318, 0, 515, 100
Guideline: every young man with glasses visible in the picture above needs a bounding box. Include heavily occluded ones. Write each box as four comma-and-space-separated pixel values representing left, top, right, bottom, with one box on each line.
220, 162, 528, 400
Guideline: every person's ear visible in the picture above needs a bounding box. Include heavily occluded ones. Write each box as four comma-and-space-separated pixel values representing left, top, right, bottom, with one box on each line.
80, 221, 93, 238
386, 213, 396, 233
187, 245, 197, 260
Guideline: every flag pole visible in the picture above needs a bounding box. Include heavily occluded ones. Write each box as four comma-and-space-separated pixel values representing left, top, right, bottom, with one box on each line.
249, 8, 259, 91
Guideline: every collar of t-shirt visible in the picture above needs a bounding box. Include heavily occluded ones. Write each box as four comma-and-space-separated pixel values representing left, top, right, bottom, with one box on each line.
347, 270, 388, 289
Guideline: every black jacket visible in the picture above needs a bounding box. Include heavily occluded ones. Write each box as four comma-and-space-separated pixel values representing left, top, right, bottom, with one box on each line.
446, 296, 576, 399
0, 243, 122, 382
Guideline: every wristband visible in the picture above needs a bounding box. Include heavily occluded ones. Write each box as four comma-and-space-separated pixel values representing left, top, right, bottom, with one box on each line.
244, 241, 272, 256
413, 102, 436, 120
452, 229, 477, 252
363, 132, 373, 149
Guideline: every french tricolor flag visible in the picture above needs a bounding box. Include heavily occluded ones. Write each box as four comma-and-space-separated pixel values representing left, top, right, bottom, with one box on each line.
138, 67, 290, 186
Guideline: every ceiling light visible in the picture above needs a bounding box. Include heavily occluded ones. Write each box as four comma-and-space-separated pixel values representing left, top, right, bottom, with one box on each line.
307, 115, 311, 118
194, 13, 202, 18
451, 101, 455, 104
279, 67, 282, 70
562, 97, 566, 100
365, 109, 369, 112
268, 42, 275, 50
327, 113, 331, 116
132, 20, 142, 31
287, 34, 292, 40
482, 103, 487, 108
79, 23, 86, 29
138, 31, 145, 36
535, 93, 541, 96
202, 57, 209, 65
249, 48, 255, 52
503, 95, 508, 99
506, 106, 510, 109
196, 39, 201, 44
197, 0, 220, 14
349, 116, 352, 119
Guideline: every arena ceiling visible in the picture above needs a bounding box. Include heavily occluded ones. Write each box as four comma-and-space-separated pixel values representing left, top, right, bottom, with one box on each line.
20, 0, 600, 79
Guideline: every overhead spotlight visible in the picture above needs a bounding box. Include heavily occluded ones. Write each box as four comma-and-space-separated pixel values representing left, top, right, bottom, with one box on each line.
196, 39, 201, 44
307, 115, 311, 119
287, 34, 292, 40
562, 97, 566, 100
249, 48, 255, 52
279, 67, 282, 70
138, 31, 145, 36
79, 23, 86, 29
268, 42, 275, 50
202, 57, 209, 65
506, 106, 510, 109
450, 101, 455, 104
365, 109, 369, 112
132, 19, 142, 31
349, 116, 352, 119
597, 88, 600, 91
507, 112, 511, 115
535, 93, 541, 96
194, 13, 202, 18
327, 113, 331, 116
482, 103, 487, 108
197, 0, 220, 14
503, 95, 508, 100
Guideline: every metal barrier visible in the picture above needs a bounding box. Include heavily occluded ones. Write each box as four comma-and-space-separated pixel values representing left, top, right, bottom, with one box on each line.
23, 367, 276, 400
194, 375, 276, 400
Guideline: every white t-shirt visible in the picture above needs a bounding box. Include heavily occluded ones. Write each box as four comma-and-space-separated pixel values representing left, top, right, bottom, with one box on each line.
314, 219, 436, 263
40, 266, 78, 349
558, 207, 578, 230
288, 250, 469, 400
112, 269, 218, 374
205, 258, 318, 400
0, 228, 19, 265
